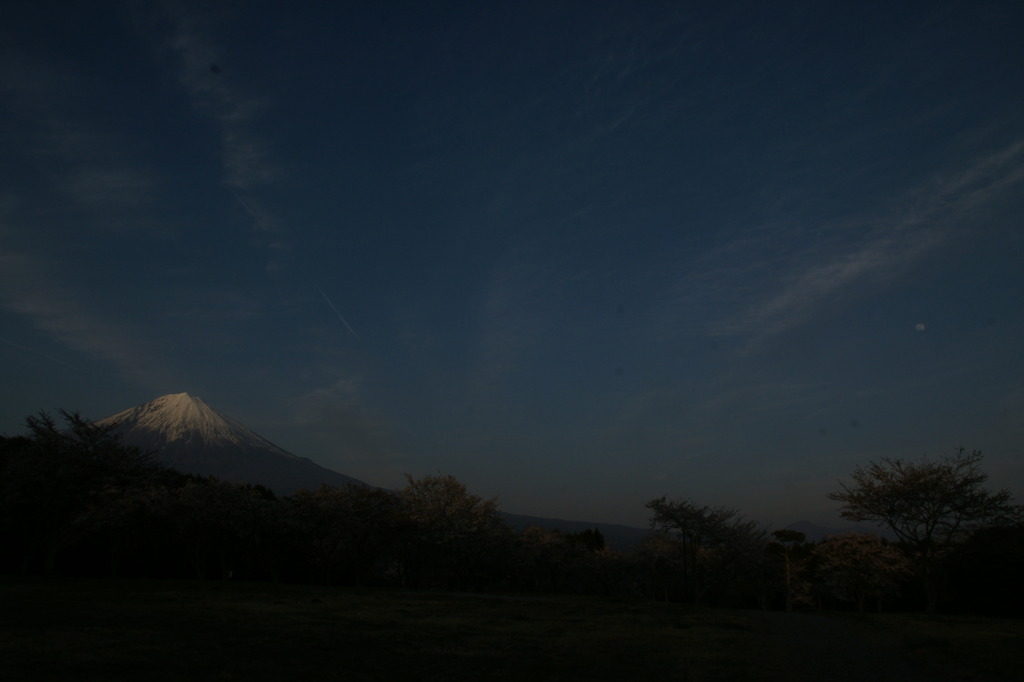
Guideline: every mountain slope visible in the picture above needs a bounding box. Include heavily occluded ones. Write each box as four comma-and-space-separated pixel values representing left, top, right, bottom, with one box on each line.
96, 395, 658, 545
97, 393, 366, 493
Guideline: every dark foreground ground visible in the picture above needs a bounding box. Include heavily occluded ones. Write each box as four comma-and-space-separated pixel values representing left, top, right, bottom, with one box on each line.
2, 578, 1022, 681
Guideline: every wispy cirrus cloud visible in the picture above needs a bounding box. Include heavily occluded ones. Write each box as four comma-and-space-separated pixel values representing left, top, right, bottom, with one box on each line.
0, 248, 168, 387
0, 232, 276, 392
158, 5, 279, 198
64, 166, 157, 212
0, 45, 179, 388
668, 137, 1024, 350
471, 258, 550, 392
147, 2, 289, 279
0, 51, 159, 227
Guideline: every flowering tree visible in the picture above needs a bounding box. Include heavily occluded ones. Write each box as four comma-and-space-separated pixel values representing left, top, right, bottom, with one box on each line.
646, 496, 766, 604
1, 411, 161, 575
813, 533, 910, 612
398, 474, 511, 589
288, 483, 407, 585
828, 448, 1016, 612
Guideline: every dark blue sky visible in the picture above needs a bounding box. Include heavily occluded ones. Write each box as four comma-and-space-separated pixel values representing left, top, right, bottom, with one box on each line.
3, 1, 1023, 528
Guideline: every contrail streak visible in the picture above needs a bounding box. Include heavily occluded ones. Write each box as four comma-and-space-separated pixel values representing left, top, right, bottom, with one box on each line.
318, 288, 359, 340
231, 190, 263, 226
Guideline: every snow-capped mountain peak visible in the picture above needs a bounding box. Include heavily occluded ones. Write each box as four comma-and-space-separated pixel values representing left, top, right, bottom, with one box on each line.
97, 392, 294, 457
95, 392, 367, 493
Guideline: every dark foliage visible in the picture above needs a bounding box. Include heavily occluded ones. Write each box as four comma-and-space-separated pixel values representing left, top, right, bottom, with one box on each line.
0, 412, 164, 574
828, 448, 1016, 613
646, 496, 767, 606
3, 413, 1021, 615
943, 522, 1024, 616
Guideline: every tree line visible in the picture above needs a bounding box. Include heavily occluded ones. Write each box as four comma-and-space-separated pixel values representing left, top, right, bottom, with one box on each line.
1, 411, 1021, 615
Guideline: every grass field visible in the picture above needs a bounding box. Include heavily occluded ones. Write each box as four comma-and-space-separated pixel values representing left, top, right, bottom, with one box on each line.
836, 610, 1024, 682
1, 578, 1021, 681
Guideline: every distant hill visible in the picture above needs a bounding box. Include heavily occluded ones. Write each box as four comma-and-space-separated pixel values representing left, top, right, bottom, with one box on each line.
96, 392, 367, 494
783, 519, 892, 541
502, 512, 652, 551
96, 393, 777, 550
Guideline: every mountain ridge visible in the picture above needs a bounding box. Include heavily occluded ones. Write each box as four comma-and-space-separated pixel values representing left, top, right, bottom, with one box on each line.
96, 392, 367, 493
94, 393, 859, 548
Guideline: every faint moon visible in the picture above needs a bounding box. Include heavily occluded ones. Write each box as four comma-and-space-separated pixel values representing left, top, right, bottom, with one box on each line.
915, 322, 926, 332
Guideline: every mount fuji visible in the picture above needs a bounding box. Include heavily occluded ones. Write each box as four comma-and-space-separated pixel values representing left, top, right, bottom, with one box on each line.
96, 393, 367, 493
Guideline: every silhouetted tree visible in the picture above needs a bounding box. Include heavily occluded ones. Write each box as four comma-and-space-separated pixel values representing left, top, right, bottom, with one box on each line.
767, 529, 810, 612
944, 522, 1024, 615
630, 532, 688, 601
513, 526, 573, 592
827, 448, 1016, 612
398, 474, 512, 590
0, 435, 33, 572
512, 527, 615, 594
166, 477, 276, 580
82, 473, 174, 577
1, 411, 162, 574
646, 496, 766, 604
287, 484, 407, 585
813, 533, 910, 612
566, 528, 605, 552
